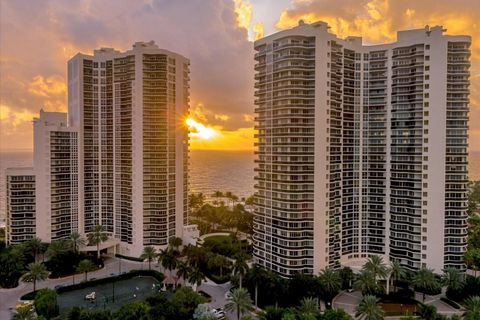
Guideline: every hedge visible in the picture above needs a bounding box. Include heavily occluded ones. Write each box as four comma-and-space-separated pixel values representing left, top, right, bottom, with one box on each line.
115, 254, 144, 262
20, 269, 164, 300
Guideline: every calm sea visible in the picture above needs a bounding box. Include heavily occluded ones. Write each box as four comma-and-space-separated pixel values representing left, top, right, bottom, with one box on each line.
1, 150, 479, 219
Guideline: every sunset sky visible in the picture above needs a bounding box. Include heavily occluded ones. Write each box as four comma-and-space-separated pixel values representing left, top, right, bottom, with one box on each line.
0, 0, 479, 152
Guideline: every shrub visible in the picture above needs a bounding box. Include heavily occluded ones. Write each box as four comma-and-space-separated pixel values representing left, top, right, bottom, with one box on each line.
34, 288, 59, 318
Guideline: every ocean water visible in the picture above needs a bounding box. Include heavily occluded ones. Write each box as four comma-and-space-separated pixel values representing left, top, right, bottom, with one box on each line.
1, 150, 479, 219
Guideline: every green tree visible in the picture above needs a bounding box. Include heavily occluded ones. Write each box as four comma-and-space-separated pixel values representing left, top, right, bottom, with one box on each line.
87, 225, 109, 259
24, 262, 48, 292
233, 255, 249, 289
464, 296, 480, 320
363, 255, 388, 282
158, 249, 178, 277
465, 248, 480, 277
45, 239, 70, 259
339, 267, 354, 290
318, 267, 341, 305
411, 267, 440, 302
298, 297, 319, 318
34, 288, 58, 318
389, 261, 406, 294
177, 261, 191, 285
26, 237, 43, 262
115, 300, 150, 320
355, 295, 384, 320
354, 270, 382, 296
207, 254, 228, 276
188, 266, 206, 291
189, 193, 206, 215
248, 265, 267, 307
169, 236, 183, 251
140, 246, 157, 270
417, 303, 438, 320
225, 288, 254, 320
13, 305, 36, 320
171, 286, 207, 318
0, 245, 26, 288
68, 232, 86, 255
76, 259, 96, 281
442, 267, 464, 292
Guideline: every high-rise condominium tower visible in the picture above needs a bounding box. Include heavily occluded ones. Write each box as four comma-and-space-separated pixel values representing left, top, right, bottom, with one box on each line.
253, 21, 470, 276
7, 42, 191, 257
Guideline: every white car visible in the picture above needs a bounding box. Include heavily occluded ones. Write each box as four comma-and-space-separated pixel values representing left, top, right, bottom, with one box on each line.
84, 292, 96, 300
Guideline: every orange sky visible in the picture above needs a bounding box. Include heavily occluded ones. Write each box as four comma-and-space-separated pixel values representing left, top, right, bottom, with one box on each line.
0, 0, 479, 152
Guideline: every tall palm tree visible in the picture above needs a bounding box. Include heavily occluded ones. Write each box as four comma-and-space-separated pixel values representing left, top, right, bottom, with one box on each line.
225, 287, 253, 320
318, 267, 341, 304
45, 239, 70, 259
76, 259, 96, 281
298, 297, 319, 317
249, 265, 267, 307
208, 254, 228, 277
411, 267, 440, 303
355, 295, 384, 320
354, 270, 382, 296
158, 249, 178, 277
24, 262, 48, 292
188, 266, 206, 292
464, 296, 480, 320
233, 255, 249, 289
176, 261, 191, 285
140, 246, 157, 270
363, 255, 388, 282
168, 236, 183, 252
87, 225, 108, 259
69, 232, 86, 255
442, 267, 464, 292
26, 237, 43, 262
389, 261, 406, 294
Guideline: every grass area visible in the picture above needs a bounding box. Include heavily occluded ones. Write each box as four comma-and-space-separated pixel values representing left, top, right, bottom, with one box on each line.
203, 235, 231, 242
115, 253, 144, 262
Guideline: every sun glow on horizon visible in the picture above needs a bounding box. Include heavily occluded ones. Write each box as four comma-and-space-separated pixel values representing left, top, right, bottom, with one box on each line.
186, 117, 218, 140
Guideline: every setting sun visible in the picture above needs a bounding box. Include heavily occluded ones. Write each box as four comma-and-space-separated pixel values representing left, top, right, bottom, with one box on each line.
186, 117, 218, 140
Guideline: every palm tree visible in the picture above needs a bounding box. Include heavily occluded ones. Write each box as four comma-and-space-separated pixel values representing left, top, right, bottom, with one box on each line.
24, 262, 48, 292
168, 236, 183, 251
233, 255, 249, 289
298, 297, 319, 317
46, 239, 70, 259
354, 270, 382, 296
76, 259, 96, 281
68, 232, 86, 255
188, 266, 206, 292
442, 267, 464, 292
87, 225, 108, 259
417, 304, 438, 320
176, 261, 191, 285
318, 267, 341, 304
464, 296, 480, 320
208, 254, 228, 276
389, 261, 406, 294
363, 255, 388, 282
249, 265, 267, 307
411, 267, 440, 303
158, 249, 178, 277
140, 246, 157, 270
225, 287, 253, 320
355, 295, 384, 320
26, 237, 43, 262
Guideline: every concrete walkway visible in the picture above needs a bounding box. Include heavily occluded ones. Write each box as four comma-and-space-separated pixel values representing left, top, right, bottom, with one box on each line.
333, 290, 462, 318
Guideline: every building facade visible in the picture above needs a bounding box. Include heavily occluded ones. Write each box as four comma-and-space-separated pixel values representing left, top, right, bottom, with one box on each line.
253, 21, 470, 276
6, 168, 36, 245
6, 42, 191, 257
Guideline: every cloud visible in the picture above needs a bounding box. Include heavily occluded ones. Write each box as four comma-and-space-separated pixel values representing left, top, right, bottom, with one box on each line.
0, 0, 255, 151
253, 22, 264, 40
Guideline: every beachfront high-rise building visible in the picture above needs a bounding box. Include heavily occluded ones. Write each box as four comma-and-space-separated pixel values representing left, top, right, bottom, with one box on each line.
6, 41, 192, 257
253, 21, 470, 276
